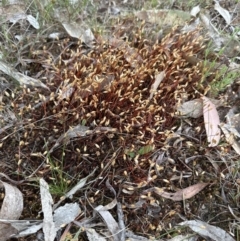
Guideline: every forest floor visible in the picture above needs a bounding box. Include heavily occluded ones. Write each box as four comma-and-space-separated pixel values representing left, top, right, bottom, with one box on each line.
0, 0, 240, 241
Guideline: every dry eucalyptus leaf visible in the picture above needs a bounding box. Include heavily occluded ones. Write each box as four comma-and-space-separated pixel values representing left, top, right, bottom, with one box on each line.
220, 123, 240, 155
177, 98, 223, 118
190, 5, 200, 17
117, 202, 125, 241
4, 0, 23, 4
40, 179, 56, 241
135, 9, 191, 26
0, 60, 49, 89
5, 11, 40, 29
0, 4, 25, 22
168, 234, 198, 241
86, 228, 107, 241
15, 201, 81, 238
199, 11, 224, 50
179, 220, 235, 241
109, 37, 143, 68
62, 23, 95, 43
48, 32, 62, 39
214, 1, 231, 25
177, 99, 203, 118
126, 231, 152, 241
26, 15, 40, 29
149, 71, 165, 100
226, 108, 240, 134
53, 203, 81, 230
0, 181, 23, 240
3, 8, 39, 29
202, 96, 221, 147
95, 204, 120, 241
0, 181, 24, 218
152, 183, 208, 201
49, 124, 90, 153
15, 222, 42, 237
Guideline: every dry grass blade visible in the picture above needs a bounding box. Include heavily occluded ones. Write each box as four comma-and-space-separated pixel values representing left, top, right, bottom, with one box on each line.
53, 167, 97, 210
228, 205, 240, 222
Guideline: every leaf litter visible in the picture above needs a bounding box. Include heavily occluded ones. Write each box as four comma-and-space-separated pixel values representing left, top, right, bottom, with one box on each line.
0, 2, 240, 240
143, 183, 209, 201
0, 181, 23, 241
179, 220, 235, 241
3, 178, 81, 240
202, 96, 221, 147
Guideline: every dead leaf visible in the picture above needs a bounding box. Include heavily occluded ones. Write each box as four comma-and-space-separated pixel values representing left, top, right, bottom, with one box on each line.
135, 9, 191, 26
95, 206, 120, 241
149, 71, 165, 100
226, 108, 240, 134
199, 11, 224, 50
26, 15, 40, 29
14, 221, 42, 237
125, 231, 152, 241
177, 98, 223, 118
117, 202, 125, 241
202, 96, 221, 147
53, 203, 81, 230
86, 228, 107, 241
0, 3, 39, 29
40, 179, 56, 241
220, 123, 240, 155
214, 1, 231, 25
0, 60, 49, 89
62, 23, 95, 44
1, 184, 22, 212
0, 181, 23, 240
109, 37, 143, 68
14, 187, 81, 240
152, 183, 209, 201
190, 5, 200, 17
0, 4, 25, 22
168, 234, 198, 241
49, 124, 90, 153
179, 220, 235, 241
177, 98, 203, 118
95, 198, 120, 241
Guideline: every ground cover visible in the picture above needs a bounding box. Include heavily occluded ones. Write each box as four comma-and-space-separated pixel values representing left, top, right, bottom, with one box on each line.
0, 0, 240, 241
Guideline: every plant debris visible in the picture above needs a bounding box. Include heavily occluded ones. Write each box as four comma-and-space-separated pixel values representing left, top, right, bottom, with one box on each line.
0, 0, 240, 240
